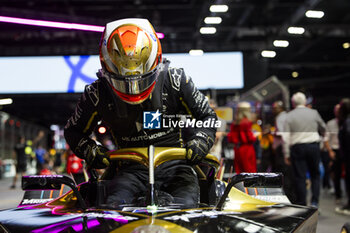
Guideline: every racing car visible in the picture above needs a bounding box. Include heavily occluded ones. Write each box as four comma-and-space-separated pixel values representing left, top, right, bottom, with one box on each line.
0, 146, 318, 232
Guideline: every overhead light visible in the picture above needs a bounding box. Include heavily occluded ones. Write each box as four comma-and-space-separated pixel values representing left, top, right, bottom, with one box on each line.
0, 15, 104, 32
204, 17, 222, 24
0, 98, 13, 105
261, 50, 276, 58
305, 10, 324, 18
287, 27, 305, 34
292, 71, 299, 78
200, 27, 216, 34
343, 42, 350, 49
209, 5, 229, 13
273, 40, 289, 47
189, 49, 204, 56
0, 15, 164, 39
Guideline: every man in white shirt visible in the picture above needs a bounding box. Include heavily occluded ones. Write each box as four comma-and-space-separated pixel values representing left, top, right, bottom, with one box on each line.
283, 92, 326, 207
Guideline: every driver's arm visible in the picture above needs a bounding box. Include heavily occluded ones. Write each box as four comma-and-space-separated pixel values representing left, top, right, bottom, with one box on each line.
178, 71, 217, 150
64, 82, 101, 159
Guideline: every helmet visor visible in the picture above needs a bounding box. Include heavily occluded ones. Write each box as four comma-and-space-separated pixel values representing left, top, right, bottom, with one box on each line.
107, 66, 160, 95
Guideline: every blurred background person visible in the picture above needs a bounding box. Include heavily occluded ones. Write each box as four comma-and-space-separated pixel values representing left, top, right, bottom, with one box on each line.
336, 98, 350, 215
10, 135, 27, 189
272, 100, 287, 168
65, 147, 85, 184
34, 144, 47, 175
25, 139, 35, 171
320, 137, 333, 192
227, 101, 256, 173
323, 104, 341, 203
251, 113, 262, 169
209, 99, 227, 160
39, 161, 53, 175
53, 148, 64, 174
283, 92, 326, 207
319, 135, 332, 194
221, 133, 235, 179
272, 100, 296, 203
258, 124, 274, 172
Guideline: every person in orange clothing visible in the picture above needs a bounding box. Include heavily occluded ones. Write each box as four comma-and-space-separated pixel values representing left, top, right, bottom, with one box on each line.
65, 147, 85, 184
227, 102, 257, 173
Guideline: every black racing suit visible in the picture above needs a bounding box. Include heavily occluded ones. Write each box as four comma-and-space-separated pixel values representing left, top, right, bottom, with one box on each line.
64, 59, 217, 206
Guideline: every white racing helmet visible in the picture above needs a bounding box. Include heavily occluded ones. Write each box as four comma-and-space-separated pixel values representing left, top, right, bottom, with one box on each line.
99, 18, 162, 104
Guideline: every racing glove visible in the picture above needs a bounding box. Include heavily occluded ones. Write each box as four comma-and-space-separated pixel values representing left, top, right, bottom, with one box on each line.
85, 144, 110, 169
186, 138, 209, 165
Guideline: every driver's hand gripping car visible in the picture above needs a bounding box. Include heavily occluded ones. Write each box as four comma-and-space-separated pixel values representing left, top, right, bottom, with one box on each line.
186, 134, 210, 165
64, 18, 217, 207
79, 140, 110, 169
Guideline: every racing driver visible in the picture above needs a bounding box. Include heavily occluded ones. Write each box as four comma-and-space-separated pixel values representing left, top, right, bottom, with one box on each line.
64, 18, 217, 207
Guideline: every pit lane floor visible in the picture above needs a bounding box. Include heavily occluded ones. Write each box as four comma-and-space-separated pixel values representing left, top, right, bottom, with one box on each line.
0, 177, 348, 232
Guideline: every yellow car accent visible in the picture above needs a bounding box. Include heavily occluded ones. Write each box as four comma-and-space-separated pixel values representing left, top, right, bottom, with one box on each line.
111, 218, 193, 233
108, 147, 220, 169
223, 182, 276, 212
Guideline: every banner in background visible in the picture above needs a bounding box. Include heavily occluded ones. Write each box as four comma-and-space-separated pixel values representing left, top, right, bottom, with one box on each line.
0, 52, 243, 93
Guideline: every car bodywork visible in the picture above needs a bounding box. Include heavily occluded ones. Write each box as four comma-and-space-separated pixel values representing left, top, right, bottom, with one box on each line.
0, 147, 318, 233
